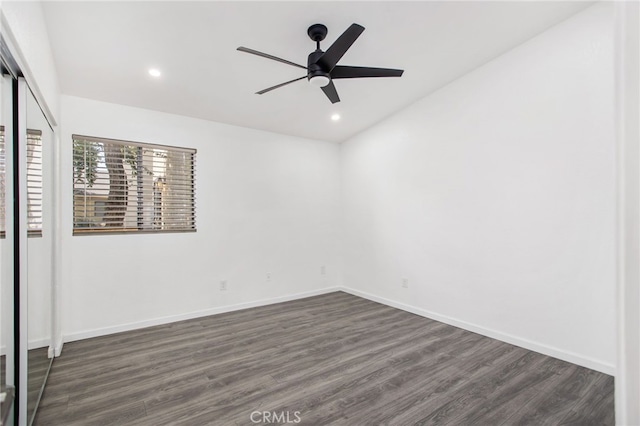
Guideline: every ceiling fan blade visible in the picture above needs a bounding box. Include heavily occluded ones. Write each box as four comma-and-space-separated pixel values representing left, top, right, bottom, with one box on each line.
256, 76, 307, 95
316, 24, 365, 72
331, 65, 404, 79
237, 47, 308, 70
321, 80, 340, 104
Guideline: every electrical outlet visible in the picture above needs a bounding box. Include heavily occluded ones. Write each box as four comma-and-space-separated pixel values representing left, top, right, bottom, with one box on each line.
220, 280, 227, 291
321, 265, 326, 275
267, 273, 272, 282
402, 278, 409, 289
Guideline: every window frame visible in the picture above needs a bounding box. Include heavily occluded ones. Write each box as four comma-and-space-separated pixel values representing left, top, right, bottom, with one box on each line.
71, 134, 197, 236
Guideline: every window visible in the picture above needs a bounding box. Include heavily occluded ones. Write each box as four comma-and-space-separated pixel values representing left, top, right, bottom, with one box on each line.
0, 126, 43, 237
72, 135, 196, 235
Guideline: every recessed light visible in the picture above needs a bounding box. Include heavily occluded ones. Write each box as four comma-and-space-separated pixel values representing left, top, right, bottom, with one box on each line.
148, 68, 161, 77
331, 114, 341, 121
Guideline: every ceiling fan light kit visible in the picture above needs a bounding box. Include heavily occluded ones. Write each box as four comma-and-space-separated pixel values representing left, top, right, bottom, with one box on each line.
309, 75, 330, 88
237, 23, 404, 104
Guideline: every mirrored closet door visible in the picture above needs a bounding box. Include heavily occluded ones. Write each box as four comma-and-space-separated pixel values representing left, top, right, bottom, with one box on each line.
24, 84, 53, 426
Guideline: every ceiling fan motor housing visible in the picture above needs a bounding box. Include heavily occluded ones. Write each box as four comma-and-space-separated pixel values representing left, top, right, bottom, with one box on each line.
307, 50, 330, 83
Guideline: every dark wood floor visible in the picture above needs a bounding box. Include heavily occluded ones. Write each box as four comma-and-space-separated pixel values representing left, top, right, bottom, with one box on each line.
1, 346, 52, 424
35, 292, 614, 425
29, 347, 53, 423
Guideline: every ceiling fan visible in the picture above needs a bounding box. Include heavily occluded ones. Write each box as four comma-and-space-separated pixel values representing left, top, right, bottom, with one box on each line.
237, 23, 404, 104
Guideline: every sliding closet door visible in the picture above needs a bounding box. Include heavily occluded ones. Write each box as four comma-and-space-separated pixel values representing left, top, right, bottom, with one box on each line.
23, 83, 53, 426
11, 77, 54, 426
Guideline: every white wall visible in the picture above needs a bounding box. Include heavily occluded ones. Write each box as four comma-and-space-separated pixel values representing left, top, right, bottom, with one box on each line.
1, 0, 60, 124
60, 95, 341, 340
340, 3, 616, 374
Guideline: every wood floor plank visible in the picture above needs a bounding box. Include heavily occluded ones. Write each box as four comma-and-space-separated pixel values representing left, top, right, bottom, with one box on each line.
504, 365, 615, 426
447, 356, 578, 426
558, 374, 615, 426
362, 342, 531, 425
35, 292, 614, 426
50, 400, 147, 426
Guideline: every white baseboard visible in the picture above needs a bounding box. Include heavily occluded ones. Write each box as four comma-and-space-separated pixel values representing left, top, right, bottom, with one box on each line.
340, 287, 616, 376
54, 337, 63, 357
60, 285, 614, 376
63, 287, 341, 343
27, 338, 51, 351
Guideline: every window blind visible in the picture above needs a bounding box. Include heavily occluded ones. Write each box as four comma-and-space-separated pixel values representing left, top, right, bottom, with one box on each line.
27, 129, 43, 236
72, 135, 196, 235
0, 126, 43, 237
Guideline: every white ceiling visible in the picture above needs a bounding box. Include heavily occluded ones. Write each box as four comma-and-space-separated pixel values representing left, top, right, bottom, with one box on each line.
42, 1, 593, 143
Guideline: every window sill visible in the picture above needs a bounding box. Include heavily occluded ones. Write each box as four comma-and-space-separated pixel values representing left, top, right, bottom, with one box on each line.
73, 228, 196, 236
